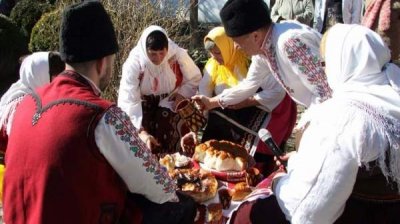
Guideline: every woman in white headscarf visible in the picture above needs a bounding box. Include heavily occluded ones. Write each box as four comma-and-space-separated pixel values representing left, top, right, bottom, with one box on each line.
118, 25, 201, 154
0, 51, 64, 138
270, 24, 400, 223
229, 24, 400, 224
0, 51, 64, 202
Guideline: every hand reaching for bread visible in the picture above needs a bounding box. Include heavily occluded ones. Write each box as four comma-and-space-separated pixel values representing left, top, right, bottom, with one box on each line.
180, 131, 198, 156
138, 130, 160, 153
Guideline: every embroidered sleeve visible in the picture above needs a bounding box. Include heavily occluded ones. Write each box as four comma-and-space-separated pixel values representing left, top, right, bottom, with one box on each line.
219, 57, 267, 106
95, 106, 178, 204
283, 37, 332, 103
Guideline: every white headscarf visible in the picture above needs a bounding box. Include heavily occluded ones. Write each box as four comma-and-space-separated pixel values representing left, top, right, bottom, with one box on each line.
0, 52, 50, 134
129, 25, 181, 108
135, 25, 178, 68
325, 24, 400, 188
326, 24, 400, 95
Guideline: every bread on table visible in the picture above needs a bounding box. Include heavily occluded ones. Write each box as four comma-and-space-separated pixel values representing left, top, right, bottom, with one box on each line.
193, 143, 208, 162
173, 169, 218, 203
231, 182, 252, 201
204, 147, 218, 169
159, 154, 175, 172
192, 139, 249, 172
214, 151, 236, 171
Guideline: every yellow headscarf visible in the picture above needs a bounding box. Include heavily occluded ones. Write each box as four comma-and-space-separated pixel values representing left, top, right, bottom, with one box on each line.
204, 27, 249, 90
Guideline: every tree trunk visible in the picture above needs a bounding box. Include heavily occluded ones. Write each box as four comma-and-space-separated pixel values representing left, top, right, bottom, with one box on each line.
189, 0, 200, 49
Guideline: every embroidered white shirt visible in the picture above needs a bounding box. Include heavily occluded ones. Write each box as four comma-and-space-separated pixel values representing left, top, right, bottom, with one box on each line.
95, 106, 178, 204
118, 26, 201, 129
219, 21, 331, 108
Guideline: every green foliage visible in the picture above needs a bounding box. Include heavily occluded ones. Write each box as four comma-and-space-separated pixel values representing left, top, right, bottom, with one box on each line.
9, 0, 53, 39
0, 14, 29, 95
29, 9, 61, 52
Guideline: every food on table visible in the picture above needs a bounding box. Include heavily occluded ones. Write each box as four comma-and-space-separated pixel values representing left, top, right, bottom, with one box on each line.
218, 188, 232, 209
206, 203, 223, 223
171, 169, 218, 203
159, 154, 175, 172
230, 182, 252, 201
173, 152, 191, 167
159, 153, 191, 172
193, 140, 248, 171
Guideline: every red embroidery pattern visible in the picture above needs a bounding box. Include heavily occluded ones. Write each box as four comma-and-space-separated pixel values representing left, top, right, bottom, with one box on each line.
263, 45, 295, 94
104, 106, 176, 193
284, 37, 332, 103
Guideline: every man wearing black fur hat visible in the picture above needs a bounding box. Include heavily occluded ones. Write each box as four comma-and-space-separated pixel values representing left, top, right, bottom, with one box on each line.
191, 0, 334, 223
193, 0, 331, 110
2, 1, 196, 223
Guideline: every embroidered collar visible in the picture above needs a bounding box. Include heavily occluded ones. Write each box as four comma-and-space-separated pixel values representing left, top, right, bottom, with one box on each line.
261, 24, 274, 54
61, 70, 102, 96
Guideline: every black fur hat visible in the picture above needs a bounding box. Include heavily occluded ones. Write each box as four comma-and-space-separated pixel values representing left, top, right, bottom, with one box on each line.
220, 0, 271, 37
59, 0, 118, 63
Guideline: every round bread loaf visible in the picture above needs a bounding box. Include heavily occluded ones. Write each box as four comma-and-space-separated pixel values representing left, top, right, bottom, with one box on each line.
192, 140, 249, 171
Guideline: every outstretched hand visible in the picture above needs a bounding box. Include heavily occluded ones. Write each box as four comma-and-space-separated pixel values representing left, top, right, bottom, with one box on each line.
191, 95, 219, 111
180, 132, 198, 157
139, 130, 161, 153
274, 151, 296, 167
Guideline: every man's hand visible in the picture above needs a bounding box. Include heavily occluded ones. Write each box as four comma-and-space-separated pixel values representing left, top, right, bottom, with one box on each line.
227, 97, 260, 110
138, 129, 161, 153
191, 95, 220, 111
180, 131, 198, 156
274, 151, 296, 167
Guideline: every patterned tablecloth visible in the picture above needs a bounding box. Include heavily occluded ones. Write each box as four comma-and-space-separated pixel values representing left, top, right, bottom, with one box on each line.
194, 179, 273, 224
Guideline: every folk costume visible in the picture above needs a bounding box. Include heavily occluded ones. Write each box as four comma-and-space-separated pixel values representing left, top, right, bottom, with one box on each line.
274, 24, 400, 223
220, 0, 332, 109
200, 26, 297, 159
3, 2, 177, 223
0, 52, 51, 138
229, 23, 400, 224
118, 25, 201, 153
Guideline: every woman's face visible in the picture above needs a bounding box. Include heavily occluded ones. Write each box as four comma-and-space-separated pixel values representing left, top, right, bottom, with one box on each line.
209, 45, 224, 65
147, 48, 168, 65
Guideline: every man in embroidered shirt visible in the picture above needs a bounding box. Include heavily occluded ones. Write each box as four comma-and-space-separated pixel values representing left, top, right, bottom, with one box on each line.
193, 0, 332, 110
2, 1, 195, 223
